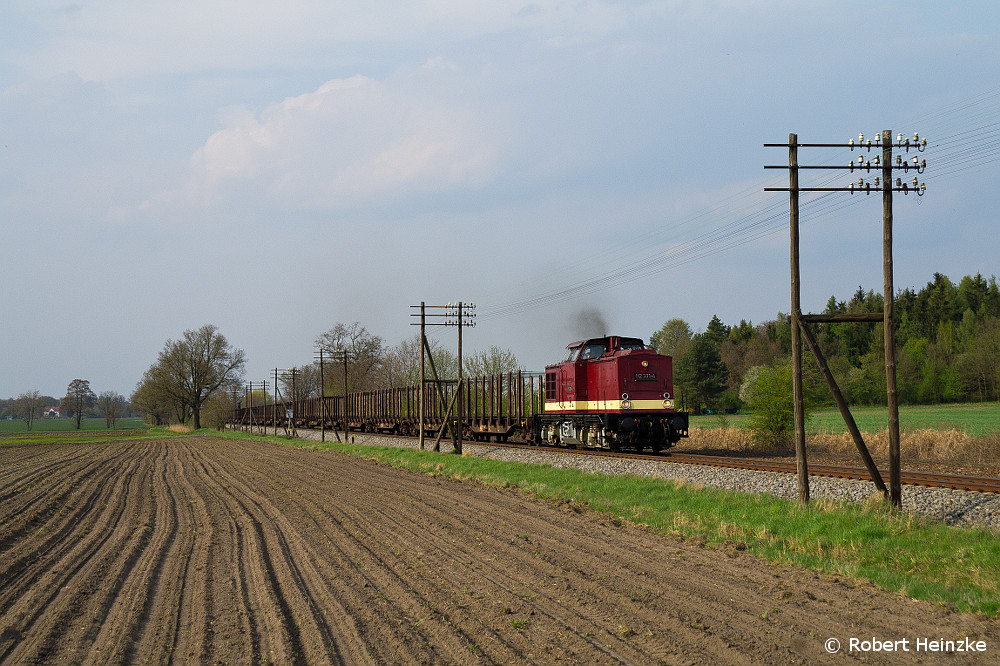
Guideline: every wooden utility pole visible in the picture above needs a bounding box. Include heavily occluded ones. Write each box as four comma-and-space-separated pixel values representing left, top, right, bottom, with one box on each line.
335, 350, 348, 443
289, 367, 298, 438
318, 349, 325, 442
788, 133, 809, 503
419, 302, 425, 451
275, 368, 281, 436
411, 301, 476, 454
456, 302, 464, 455
882, 129, 903, 506
765, 130, 926, 508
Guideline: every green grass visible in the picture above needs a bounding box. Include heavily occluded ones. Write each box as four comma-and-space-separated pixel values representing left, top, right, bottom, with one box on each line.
214, 429, 1000, 616
0, 423, 165, 447
692, 402, 1000, 437
0, 417, 148, 433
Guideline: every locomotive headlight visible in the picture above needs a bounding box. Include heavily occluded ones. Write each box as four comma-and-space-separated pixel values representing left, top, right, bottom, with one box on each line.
621, 399, 632, 410
641, 361, 649, 368
662, 399, 673, 409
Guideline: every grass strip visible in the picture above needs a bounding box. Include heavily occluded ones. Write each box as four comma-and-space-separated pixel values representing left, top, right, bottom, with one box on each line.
0, 417, 149, 434
0, 427, 171, 447
192, 430, 1000, 615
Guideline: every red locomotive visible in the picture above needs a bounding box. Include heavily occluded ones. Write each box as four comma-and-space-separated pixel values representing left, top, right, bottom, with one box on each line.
538, 335, 688, 452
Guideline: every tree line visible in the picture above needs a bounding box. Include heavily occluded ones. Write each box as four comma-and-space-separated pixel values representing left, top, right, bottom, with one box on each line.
1, 380, 130, 431
652, 272, 1000, 415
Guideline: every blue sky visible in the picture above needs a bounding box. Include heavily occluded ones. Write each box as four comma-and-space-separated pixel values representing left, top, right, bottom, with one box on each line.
2, 1, 998, 399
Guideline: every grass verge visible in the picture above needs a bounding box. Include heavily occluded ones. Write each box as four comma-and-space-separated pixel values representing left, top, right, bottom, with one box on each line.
207, 428, 1000, 616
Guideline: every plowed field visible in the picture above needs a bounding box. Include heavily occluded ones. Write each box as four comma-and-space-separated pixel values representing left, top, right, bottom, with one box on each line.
1, 436, 996, 664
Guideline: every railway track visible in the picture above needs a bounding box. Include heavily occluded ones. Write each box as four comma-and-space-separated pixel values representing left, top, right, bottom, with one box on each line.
284, 428, 1000, 495
665, 452, 1000, 495
482, 442, 1000, 494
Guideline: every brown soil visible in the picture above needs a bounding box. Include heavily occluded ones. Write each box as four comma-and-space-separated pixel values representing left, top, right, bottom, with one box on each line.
1, 436, 996, 664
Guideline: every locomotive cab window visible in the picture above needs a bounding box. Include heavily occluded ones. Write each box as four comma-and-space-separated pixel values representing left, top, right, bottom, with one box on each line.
563, 346, 582, 362
545, 372, 557, 400
619, 341, 644, 350
579, 343, 607, 360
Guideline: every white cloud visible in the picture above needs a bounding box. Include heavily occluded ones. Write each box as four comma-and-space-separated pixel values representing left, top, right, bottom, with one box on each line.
183, 74, 498, 209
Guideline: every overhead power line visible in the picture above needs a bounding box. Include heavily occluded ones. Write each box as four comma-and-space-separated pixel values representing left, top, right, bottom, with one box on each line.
478, 87, 1000, 321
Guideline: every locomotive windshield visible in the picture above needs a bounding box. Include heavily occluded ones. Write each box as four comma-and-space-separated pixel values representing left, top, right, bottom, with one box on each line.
579, 342, 607, 360
560, 337, 646, 363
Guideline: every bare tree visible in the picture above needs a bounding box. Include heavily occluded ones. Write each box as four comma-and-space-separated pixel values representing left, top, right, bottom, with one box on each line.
381, 334, 464, 387
315, 322, 385, 392
280, 365, 321, 403
62, 379, 96, 429
381, 334, 425, 388
96, 390, 127, 429
12, 390, 45, 431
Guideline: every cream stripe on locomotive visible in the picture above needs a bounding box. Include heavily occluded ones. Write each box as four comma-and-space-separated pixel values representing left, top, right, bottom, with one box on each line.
544, 399, 674, 412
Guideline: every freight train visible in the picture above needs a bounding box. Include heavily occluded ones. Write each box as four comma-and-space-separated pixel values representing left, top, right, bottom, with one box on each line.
230, 335, 688, 452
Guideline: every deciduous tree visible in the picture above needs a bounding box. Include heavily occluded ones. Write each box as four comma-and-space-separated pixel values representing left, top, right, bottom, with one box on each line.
464, 345, 521, 377
139, 325, 246, 429
96, 390, 127, 429
315, 322, 385, 392
62, 379, 96, 429
12, 390, 45, 431
649, 318, 692, 358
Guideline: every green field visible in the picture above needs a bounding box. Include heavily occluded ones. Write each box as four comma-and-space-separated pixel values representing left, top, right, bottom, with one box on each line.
692, 402, 1000, 437
0, 417, 148, 433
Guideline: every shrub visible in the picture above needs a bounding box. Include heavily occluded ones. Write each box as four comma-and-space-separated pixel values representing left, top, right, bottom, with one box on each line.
741, 362, 810, 447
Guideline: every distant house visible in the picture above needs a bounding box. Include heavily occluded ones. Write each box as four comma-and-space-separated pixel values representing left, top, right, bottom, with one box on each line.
45, 407, 59, 417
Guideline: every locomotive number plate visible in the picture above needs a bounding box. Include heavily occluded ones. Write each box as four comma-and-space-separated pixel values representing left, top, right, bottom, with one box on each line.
633, 372, 657, 380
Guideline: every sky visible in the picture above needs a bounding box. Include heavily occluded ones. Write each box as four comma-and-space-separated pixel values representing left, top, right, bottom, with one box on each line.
2, 0, 999, 400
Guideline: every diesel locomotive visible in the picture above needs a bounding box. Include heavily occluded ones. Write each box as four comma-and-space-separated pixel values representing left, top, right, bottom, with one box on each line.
538, 335, 688, 452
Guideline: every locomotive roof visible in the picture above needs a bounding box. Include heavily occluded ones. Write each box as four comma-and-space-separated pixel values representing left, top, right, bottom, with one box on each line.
565, 336, 645, 348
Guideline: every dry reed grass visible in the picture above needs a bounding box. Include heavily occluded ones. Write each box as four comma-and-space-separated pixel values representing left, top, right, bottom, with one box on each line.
167, 424, 193, 433
683, 426, 1000, 466
810, 429, 1000, 466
